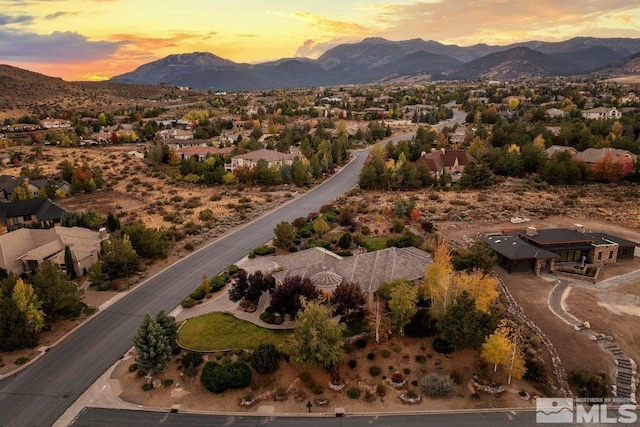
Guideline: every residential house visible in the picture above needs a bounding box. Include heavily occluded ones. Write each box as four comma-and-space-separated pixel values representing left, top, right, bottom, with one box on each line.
270, 246, 433, 295
546, 145, 578, 159
90, 131, 112, 143
582, 107, 622, 120
0, 198, 66, 230
0, 226, 108, 276
449, 125, 472, 145
545, 146, 636, 165
41, 118, 72, 129
481, 226, 638, 275
577, 148, 637, 165
176, 146, 234, 161
415, 149, 475, 178
0, 175, 19, 200
545, 108, 567, 119
330, 125, 367, 139
226, 149, 299, 172
27, 179, 49, 198
156, 129, 194, 140
164, 138, 209, 150
362, 107, 388, 119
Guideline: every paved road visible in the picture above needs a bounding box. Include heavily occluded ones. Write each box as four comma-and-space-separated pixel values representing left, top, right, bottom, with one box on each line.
0, 149, 371, 427
71, 407, 545, 427
0, 112, 466, 427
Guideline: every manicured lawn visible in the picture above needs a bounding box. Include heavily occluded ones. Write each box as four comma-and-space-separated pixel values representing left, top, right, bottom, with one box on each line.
177, 312, 290, 351
361, 236, 388, 252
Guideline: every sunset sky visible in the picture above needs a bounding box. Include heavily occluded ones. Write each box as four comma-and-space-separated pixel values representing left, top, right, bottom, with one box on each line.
1, 0, 639, 81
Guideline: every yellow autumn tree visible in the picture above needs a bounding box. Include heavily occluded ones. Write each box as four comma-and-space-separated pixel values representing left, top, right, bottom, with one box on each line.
423, 244, 499, 317
167, 148, 180, 166
396, 152, 407, 169
385, 158, 396, 172
12, 279, 45, 333
469, 136, 487, 159
481, 319, 526, 384
507, 342, 527, 384
452, 270, 499, 313
533, 134, 546, 151
481, 319, 512, 372
421, 244, 455, 317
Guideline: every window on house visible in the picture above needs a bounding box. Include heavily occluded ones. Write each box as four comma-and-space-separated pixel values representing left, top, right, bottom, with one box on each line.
598, 252, 602, 260
609, 251, 614, 259
23, 215, 32, 221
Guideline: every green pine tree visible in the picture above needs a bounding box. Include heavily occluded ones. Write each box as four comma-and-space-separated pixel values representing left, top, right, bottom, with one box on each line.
132, 313, 171, 375
64, 246, 76, 279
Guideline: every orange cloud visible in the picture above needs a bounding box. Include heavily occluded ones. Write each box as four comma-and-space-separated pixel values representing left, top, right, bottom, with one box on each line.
367, 0, 640, 45
293, 12, 369, 36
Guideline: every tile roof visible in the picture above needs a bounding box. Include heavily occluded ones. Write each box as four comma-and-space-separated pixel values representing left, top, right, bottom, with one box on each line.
577, 148, 636, 164
0, 226, 104, 274
231, 148, 298, 162
0, 175, 18, 194
177, 146, 234, 157
415, 149, 475, 172
272, 246, 432, 293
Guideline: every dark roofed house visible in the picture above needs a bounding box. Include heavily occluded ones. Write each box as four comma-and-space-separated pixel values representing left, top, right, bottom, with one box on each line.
0, 175, 19, 200
0, 198, 66, 230
481, 234, 558, 275
482, 225, 639, 276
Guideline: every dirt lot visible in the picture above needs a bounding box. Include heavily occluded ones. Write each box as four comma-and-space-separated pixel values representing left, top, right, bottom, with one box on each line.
4, 145, 297, 236
565, 277, 640, 367
113, 336, 537, 414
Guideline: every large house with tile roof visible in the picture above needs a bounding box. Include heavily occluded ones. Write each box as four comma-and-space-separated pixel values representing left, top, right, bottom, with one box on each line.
270, 246, 432, 295
226, 149, 300, 172
0, 226, 108, 276
545, 146, 636, 166
415, 148, 475, 178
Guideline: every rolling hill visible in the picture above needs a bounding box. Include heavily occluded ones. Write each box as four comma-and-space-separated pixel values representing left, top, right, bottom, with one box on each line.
0, 64, 201, 120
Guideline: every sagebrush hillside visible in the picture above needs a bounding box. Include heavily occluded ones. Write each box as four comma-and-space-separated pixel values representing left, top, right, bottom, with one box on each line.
0, 65, 203, 120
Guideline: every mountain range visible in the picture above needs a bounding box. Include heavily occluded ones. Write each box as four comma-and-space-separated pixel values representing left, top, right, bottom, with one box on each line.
107, 36, 638, 91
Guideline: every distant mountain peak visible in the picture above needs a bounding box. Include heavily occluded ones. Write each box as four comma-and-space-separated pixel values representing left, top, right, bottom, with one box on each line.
107, 36, 640, 90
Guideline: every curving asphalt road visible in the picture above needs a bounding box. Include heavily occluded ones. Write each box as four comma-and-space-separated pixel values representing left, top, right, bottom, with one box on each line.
0, 112, 465, 427
71, 407, 543, 427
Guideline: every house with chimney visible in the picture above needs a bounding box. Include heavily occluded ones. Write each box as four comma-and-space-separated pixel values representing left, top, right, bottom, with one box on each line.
481, 225, 638, 276
415, 148, 475, 179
